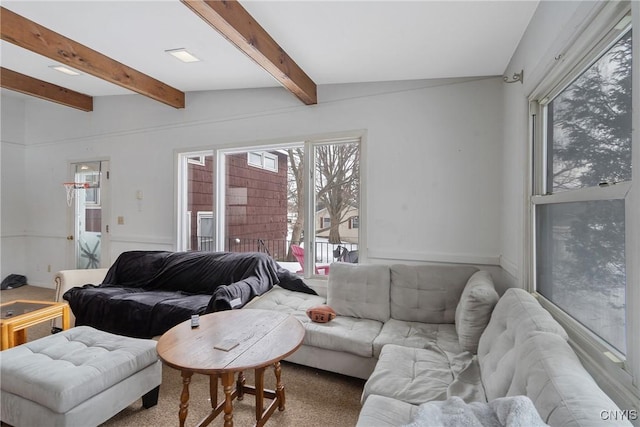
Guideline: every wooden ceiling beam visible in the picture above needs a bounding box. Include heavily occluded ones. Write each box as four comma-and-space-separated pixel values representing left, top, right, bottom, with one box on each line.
1, 67, 93, 112
181, 0, 317, 105
0, 7, 185, 109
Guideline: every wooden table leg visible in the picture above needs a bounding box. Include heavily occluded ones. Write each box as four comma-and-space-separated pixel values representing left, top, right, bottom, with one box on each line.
179, 371, 193, 427
254, 367, 265, 422
0, 323, 8, 350
236, 371, 245, 400
14, 328, 27, 346
274, 362, 285, 411
61, 305, 71, 330
210, 374, 219, 409
221, 371, 235, 427
6, 325, 17, 348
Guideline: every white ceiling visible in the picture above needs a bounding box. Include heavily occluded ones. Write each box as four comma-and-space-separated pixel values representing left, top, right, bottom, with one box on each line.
1, 0, 539, 101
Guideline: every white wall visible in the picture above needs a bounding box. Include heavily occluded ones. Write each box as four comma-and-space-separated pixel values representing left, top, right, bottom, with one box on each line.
0, 96, 28, 282
499, 1, 605, 285
1, 76, 504, 287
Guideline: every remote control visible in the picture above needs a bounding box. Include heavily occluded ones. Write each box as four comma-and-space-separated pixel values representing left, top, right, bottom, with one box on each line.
191, 315, 200, 328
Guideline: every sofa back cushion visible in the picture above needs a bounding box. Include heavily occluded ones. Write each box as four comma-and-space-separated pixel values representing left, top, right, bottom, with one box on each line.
477, 288, 568, 400
508, 333, 630, 426
327, 263, 391, 322
455, 270, 499, 354
390, 265, 478, 323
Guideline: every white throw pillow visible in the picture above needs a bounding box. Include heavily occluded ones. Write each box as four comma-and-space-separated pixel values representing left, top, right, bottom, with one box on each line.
455, 270, 499, 353
327, 263, 391, 322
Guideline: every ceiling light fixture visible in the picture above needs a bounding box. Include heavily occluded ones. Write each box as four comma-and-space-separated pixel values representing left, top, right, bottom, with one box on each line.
165, 48, 200, 63
49, 65, 81, 76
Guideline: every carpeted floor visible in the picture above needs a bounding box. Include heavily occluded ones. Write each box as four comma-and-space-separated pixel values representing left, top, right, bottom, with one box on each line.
1, 285, 365, 426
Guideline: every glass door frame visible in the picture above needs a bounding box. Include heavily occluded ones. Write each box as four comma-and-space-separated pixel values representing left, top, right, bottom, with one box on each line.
67, 159, 110, 269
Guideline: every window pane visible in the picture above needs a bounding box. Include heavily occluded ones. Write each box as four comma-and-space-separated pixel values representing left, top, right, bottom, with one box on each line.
264, 154, 277, 171
197, 213, 214, 251
248, 152, 262, 167
313, 142, 360, 270
225, 149, 293, 261
216, 140, 360, 277
547, 30, 632, 193
351, 216, 359, 229
182, 153, 213, 251
536, 200, 626, 353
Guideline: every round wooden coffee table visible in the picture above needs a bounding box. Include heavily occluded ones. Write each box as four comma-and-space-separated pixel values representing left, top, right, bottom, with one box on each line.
157, 309, 305, 427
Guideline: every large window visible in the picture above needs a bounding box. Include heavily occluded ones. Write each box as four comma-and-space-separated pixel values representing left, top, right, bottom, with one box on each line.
531, 8, 633, 361
176, 136, 362, 277
219, 138, 360, 276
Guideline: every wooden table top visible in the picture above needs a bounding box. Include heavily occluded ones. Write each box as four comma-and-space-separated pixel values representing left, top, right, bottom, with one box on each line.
157, 309, 305, 374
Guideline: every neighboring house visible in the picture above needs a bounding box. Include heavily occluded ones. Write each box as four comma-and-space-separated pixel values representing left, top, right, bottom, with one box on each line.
187, 151, 289, 257
315, 206, 359, 244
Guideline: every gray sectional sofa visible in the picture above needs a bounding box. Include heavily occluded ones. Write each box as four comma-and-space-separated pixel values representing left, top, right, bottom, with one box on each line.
55, 261, 631, 426
247, 262, 632, 427
245, 262, 494, 380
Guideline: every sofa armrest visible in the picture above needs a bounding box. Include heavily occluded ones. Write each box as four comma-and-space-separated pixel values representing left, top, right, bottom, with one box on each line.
54, 268, 109, 301
53, 268, 108, 328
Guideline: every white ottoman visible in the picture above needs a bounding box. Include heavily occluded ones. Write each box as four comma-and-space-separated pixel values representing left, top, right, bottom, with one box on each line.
0, 326, 162, 427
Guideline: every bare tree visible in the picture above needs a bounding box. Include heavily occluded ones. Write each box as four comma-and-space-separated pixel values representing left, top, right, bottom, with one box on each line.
315, 143, 360, 243
287, 148, 304, 261
286, 142, 360, 261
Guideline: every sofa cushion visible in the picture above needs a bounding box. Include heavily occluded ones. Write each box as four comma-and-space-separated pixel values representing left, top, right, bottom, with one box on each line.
244, 287, 326, 316
245, 287, 381, 358
362, 344, 485, 405
477, 288, 568, 401
372, 319, 461, 358
509, 333, 632, 427
455, 270, 499, 354
327, 263, 391, 323
303, 316, 383, 358
356, 394, 418, 427
390, 265, 478, 323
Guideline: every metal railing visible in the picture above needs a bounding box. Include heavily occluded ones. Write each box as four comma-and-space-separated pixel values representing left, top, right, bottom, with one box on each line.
192, 236, 358, 263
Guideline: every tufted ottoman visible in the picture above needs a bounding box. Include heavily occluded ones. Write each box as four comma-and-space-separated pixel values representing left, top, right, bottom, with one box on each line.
0, 326, 162, 427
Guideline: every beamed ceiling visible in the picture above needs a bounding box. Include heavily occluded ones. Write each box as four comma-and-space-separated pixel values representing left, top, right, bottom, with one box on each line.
0, 1, 539, 112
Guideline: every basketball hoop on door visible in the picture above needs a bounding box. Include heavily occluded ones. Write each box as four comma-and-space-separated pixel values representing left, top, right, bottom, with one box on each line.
63, 182, 89, 207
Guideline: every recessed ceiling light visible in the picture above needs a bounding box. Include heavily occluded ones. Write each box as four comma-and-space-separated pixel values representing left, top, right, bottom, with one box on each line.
165, 48, 200, 63
49, 65, 81, 76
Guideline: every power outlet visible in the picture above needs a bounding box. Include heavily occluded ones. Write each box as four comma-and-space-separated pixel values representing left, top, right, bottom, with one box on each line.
117, 216, 124, 225
47, 264, 51, 273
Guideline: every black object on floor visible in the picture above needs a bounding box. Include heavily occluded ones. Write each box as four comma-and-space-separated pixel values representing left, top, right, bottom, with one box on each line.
1, 274, 27, 290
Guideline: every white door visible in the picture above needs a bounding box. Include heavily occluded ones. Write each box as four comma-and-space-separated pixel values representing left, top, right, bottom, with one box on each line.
67, 160, 110, 269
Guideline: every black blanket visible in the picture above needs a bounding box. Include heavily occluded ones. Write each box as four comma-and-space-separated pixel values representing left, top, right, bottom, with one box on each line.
64, 250, 316, 338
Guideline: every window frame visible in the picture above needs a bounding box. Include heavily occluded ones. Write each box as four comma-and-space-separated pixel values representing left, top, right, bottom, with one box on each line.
213, 132, 365, 279
187, 155, 206, 166
247, 151, 278, 172
321, 217, 331, 229
176, 149, 215, 253
528, 1, 638, 406
196, 211, 214, 251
